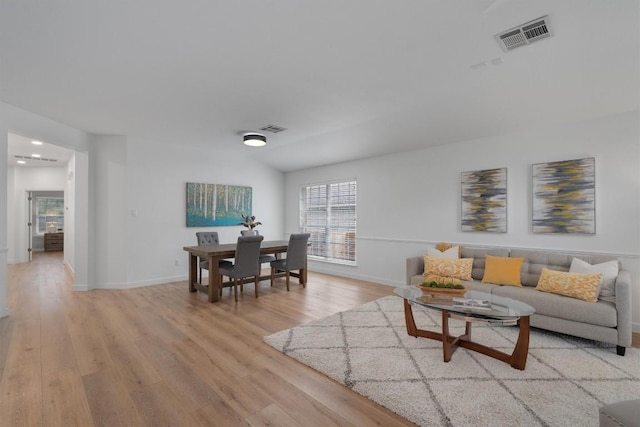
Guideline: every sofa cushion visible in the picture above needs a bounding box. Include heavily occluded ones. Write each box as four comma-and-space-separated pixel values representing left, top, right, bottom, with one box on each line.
423, 257, 473, 281
510, 249, 572, 287
492, 285, 617, 327
482, 255, 524, 287
569, 258, 619, 303
460, 247, 510, 280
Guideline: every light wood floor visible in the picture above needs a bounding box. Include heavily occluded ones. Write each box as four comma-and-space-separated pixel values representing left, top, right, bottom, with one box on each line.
0, 252, 414, 427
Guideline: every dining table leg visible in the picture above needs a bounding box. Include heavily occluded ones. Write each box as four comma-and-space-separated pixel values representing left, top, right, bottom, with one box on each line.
208, 255, 220, 303
189, 253, 197, 292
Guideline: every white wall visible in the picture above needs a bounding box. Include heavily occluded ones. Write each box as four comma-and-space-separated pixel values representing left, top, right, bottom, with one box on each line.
7, 167, 67, 262
284, 111, 640, 331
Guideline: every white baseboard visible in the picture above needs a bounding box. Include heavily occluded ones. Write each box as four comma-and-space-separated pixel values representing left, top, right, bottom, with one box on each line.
72, 283, 89, 291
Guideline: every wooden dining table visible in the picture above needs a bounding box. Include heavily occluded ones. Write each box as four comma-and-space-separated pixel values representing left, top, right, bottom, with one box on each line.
183, 240, 306, 302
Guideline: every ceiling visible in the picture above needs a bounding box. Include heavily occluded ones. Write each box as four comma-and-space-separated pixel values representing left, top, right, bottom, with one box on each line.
7, 133, 74, 168
1, 0, 638, 172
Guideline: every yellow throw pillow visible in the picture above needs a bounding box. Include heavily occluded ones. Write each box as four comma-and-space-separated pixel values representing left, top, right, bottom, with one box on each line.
424, 274, 462, 286
535, 268, 603, 302
482, 255, 524, 287
423, 257, 473, 281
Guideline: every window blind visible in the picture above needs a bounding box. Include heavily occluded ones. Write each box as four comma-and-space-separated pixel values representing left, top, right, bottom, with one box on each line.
300, 180, 356, 264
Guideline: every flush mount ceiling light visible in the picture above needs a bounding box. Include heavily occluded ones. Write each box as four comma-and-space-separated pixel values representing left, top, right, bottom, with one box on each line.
32, 140, 43, 145
243, 133, 267, 147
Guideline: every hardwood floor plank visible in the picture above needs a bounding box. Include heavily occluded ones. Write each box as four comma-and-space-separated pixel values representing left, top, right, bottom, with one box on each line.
134, 335, 221, 411
43, 368, 94, 427
0, 363, 43, 427
82, 367, 145, 426
247, 368, 347, 427
129, 381, 202, 426
193, 399, 251, 426
246, 403, 304, 427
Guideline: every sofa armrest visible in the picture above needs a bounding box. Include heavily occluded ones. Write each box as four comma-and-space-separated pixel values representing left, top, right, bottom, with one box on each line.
615, 270, 632, 347
406, 256, 424, 286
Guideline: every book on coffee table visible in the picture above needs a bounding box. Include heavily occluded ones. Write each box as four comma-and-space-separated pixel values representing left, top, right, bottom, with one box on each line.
452, 298, 493, 312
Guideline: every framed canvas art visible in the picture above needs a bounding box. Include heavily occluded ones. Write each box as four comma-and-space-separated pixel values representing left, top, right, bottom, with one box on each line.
461, 167, 507, 232
186, 182, 252, 227
532, 157, 595, 234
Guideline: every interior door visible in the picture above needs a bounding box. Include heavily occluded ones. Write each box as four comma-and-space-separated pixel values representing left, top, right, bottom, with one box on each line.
27, 191, 33, 262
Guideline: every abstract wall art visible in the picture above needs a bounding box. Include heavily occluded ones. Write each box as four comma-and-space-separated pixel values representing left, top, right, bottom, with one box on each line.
532, 157, 595, 234
461, 167, 507, 232
186, 182, 252, 227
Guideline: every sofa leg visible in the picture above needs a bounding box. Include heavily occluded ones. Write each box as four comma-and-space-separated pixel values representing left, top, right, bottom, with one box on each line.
616, 345, 626, 356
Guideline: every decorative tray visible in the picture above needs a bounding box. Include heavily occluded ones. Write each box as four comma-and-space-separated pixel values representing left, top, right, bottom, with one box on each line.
416, 283, 467, 297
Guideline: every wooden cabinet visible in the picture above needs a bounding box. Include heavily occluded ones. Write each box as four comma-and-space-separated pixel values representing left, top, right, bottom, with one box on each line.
44, 232, 64, 252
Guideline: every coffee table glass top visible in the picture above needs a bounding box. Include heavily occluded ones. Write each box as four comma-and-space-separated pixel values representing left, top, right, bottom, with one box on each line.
395, 286, 535, 320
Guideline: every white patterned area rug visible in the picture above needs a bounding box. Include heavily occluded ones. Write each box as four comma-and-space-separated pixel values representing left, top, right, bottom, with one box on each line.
263, 296, 640, 427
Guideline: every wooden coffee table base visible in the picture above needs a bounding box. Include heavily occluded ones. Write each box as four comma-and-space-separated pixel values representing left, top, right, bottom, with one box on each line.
403, 299, 531, 370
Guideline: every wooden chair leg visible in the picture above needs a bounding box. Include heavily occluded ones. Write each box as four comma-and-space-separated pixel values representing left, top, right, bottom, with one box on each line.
285, 271, 290, 291
254, 276, 259, 298
300, 269, 306, 288
270, 267, 275, 286
234, 279, 238, 302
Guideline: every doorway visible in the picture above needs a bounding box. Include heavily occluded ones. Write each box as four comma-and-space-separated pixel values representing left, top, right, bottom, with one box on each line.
27, 191, 65, 259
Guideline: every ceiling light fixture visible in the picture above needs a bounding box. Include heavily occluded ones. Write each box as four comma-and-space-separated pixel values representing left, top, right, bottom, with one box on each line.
32, 140, 43, 145
32, 154, 41, 158
17, 160, 26, 164
243, 133, 267, 147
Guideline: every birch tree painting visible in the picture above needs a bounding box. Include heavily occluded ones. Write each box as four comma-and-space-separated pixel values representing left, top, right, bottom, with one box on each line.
186, 183, 252, 227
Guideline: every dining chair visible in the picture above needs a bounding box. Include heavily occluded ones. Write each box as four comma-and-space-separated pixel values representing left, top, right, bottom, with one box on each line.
270, 233, 311, 291
241, 229, 276, 265
195, 231, 231, 284
219, 235, 264, 302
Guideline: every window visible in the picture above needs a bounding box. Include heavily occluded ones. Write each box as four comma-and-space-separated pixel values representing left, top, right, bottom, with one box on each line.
300, 180, 356, 264
36, 197, 64, 234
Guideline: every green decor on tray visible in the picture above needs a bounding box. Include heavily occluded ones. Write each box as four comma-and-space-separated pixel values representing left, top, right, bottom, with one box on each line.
420, 281, 465, 290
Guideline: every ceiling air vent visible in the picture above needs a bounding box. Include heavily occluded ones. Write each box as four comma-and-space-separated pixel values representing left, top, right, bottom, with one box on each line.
495, 15, 551, 52
260, 124, 287, 133
14, 155, 58, 162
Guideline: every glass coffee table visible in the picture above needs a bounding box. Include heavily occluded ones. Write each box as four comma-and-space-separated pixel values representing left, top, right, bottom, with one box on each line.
395, 286, 535, 370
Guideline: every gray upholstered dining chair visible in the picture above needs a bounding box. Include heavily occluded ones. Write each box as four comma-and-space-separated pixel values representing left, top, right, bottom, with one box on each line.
241, 229, 276, 265
219, 235, 264, 302
270, 233, 311, 291
195, 231, 231, 283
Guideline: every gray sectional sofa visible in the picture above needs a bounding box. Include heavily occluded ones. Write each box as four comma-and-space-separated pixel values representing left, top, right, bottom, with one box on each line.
406, 246, 632, 355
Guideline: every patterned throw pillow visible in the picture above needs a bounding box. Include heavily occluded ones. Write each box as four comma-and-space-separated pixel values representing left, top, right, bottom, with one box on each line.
535, 268, 603, 302
569, 258, 619, 302
482, 255, 524, 287
423, 257, 473, 281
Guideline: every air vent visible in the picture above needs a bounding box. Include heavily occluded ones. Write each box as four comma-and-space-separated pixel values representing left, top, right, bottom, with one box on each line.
495, 16, 551, 52
14, 155, 58, 162
260, 124, 287, 133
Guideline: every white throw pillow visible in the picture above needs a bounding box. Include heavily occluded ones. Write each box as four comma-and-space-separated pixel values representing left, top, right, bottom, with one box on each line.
569, 258, 619, 302
426, 246, 459, 259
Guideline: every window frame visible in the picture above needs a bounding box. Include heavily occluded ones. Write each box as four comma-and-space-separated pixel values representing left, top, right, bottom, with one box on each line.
35, 196, 64, 236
